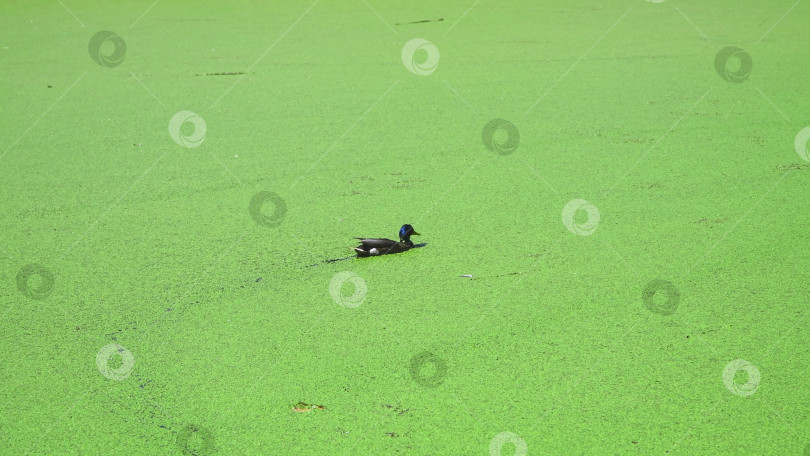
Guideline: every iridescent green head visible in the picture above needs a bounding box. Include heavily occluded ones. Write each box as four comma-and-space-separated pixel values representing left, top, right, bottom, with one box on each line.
399, 224, 419, 246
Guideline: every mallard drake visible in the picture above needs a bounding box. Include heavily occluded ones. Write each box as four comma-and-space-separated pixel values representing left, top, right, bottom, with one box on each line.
354, 224, 420, 257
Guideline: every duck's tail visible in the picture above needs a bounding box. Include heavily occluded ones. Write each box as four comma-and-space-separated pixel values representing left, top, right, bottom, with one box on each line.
353, 247, 370, 257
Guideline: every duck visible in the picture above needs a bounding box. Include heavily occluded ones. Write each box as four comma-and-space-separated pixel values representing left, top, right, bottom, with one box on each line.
354, 224, 420, 257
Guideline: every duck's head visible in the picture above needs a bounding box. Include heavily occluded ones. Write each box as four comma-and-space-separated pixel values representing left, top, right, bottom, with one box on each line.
399, 224, 420, 246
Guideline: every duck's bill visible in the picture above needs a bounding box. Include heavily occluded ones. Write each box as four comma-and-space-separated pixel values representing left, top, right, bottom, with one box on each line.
413, 231, 420, 235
